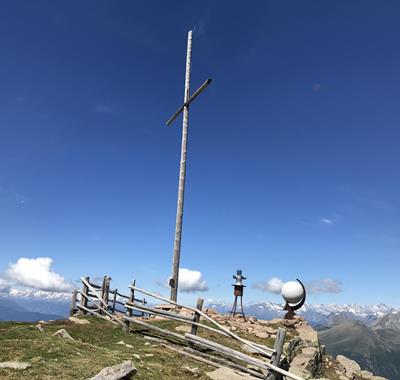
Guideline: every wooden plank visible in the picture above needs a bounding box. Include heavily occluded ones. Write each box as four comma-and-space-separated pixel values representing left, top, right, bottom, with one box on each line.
88, 282, 102, 289
163, 342, 265, 379
124, 316, 187, 342
112, 288, 117, 313
123, 280, 135, 333
266, 328, 286, 380
126, 302, 193, 321
113, 299, 127, 306
185, 333, 270, 370
79, 276, 90, 315
87, 291, 102, 298
129, 284, 275, 357
80, 278, 123, 326
69, 290, 77, 317
185, 334, 304, 380
126, 303, 233, 338
190, 298, 204, 336
77, 305, 119, 326
182, 346, 265, 379
162, 343, 220, 368
166, 78, 212, 126
100, 276, 110, 316
81, 277, 109, 310
170, 29, 193, 302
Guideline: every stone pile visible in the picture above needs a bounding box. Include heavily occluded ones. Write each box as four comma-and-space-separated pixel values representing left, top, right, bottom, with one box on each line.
202, 309, 388, 380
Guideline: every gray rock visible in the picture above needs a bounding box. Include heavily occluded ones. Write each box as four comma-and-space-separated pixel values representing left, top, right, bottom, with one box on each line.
0, 361, 31, 370
290, 346, 322, 379
53, 329, 74, 340
69, 316, 91, 325
254, 331, 269, 339
206, 367, 259, 379
89, 360, 137, 379
285, 332, 323, 379
182, 366, 200, 375
336, 355, 361, 377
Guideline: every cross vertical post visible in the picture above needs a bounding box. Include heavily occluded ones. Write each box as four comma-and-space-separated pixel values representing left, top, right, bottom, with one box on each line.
166, 30, 211, 302
170, 30, 192, 302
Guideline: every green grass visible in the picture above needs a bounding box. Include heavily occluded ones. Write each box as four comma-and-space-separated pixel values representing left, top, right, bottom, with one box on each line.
0, 318, 212, 379
0, 316, 281, 380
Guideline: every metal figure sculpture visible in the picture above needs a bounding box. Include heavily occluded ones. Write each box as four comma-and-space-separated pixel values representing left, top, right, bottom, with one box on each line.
229, 270, 246, 319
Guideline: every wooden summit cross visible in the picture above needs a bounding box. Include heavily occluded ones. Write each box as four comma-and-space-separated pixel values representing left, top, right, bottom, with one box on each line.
166, 30, 212, 302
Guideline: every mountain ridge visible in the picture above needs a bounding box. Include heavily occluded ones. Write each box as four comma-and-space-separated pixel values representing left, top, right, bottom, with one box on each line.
206, 300, 398, 328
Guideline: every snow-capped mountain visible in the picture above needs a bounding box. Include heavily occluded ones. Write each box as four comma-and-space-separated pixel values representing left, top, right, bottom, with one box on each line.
372, 311, 400, 331
6, 288, 72, 301
0, 288, 71, 317
206, 301, 398, 328
1, 287, 398, 327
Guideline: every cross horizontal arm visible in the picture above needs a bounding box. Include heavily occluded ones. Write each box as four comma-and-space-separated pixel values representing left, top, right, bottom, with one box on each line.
166, 78, 212, 126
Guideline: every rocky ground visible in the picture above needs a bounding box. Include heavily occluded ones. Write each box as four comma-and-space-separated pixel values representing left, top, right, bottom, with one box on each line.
202, 308, 388, 380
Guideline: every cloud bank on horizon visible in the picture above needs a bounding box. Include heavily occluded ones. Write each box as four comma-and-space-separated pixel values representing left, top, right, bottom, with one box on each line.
0, 257, 73, 292
253, 277, 284, 294
253, 277, 343, 295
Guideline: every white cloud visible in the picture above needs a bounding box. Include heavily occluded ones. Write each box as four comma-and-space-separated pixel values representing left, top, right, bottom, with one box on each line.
306, 279, 342, 294
4, 257, 72, 292
178, 268, 208, 293
321, 218, 333, 225
253, 277, 284, 294
159, 268, 208, 293
253, 277, 343, 295
0, 277, 10, 291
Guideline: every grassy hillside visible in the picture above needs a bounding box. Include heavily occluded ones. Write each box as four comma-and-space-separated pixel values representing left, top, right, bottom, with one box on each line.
0, 317, 214, 380
0, 315, 289, 380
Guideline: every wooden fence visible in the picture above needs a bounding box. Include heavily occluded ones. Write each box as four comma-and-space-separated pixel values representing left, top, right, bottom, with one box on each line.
70, 276, 147, 324
70, 277, 305, 380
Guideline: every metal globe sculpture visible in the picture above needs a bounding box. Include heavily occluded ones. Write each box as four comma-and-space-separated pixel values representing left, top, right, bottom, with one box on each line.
282, 281, 304, 304
281, 279, 306, 319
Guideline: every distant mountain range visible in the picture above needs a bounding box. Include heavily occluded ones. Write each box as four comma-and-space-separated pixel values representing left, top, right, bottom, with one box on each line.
0, 288, 70, 322
206, 300, 398, 328
319, 313, 400, 379
1, 289, 398, 328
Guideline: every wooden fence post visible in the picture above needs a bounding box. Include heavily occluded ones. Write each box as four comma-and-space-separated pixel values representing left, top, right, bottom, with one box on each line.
123, 279, 135, 333
101, 276, 111, 315
266, 327, 286, 380
79, 276, 90, 315
69, 289, 77, 317
112, 288, 118, 313
190, 298, 204, 336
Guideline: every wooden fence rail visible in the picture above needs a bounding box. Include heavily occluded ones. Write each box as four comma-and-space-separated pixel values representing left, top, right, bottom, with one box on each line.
70, 276, 304, 380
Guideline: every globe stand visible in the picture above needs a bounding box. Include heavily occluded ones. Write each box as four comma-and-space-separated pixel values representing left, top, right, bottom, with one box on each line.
283, 279, 306, 320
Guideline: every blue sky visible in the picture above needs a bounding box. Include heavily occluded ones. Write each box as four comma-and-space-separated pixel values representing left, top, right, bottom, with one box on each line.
0, 1, 399, 306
